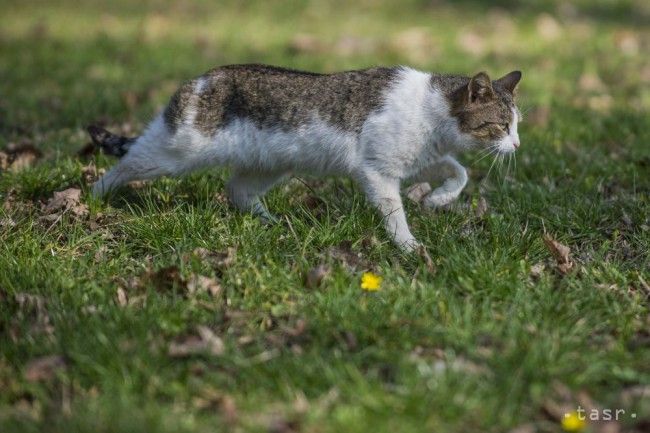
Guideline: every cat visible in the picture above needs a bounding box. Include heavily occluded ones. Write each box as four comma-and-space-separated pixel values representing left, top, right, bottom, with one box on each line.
88, 64, 522, 252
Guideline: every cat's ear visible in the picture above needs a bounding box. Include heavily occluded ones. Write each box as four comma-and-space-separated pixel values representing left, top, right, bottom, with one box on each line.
495, 70, 522, 94
468, 72, 494, 103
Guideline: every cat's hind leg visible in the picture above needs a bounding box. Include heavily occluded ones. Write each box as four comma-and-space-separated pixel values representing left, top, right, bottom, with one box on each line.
226, 171, 287, 223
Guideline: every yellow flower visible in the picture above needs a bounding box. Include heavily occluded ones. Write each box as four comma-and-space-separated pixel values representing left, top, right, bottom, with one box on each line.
361, 272, 382, 291
562, 411, 586, 432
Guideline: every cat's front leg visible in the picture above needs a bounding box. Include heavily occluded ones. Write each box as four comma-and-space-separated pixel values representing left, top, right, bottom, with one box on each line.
421, 156, 468, 209
358, 170, 420, 252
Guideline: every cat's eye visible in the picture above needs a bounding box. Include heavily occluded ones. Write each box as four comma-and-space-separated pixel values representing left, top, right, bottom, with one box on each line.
502, 123, 510, 133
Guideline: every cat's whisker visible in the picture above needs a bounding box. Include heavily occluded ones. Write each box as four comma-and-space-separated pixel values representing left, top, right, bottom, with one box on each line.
484, 153, 499, 182
473, 145, 499, 165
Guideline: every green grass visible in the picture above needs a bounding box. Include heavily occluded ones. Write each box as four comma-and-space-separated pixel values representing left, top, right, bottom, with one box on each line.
1, 1, 649, 432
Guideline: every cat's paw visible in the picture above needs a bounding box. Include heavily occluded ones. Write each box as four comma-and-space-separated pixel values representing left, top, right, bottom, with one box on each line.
422, 191, 457, 208
398, 237, 422, 253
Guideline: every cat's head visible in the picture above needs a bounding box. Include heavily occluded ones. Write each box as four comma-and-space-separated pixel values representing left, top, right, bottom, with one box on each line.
450, 71, 522, 153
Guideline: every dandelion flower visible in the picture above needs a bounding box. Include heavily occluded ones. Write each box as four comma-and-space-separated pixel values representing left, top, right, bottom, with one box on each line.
361, 272, 382, 291
561, 411, 586, 432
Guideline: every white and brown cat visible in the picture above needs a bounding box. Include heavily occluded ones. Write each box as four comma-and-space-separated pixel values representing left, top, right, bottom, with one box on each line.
88, 64, 522, 251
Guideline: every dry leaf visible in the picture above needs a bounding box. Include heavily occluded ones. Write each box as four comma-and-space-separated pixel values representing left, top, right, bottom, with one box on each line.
530, 262, 546, 279
326, 241, 369, 271
334, 35, 376, 57
42, 188, 88, 219
305, 264, 330, 289
0, 217, 16, 229
536, 13, 561, 40
0, 151, 8, 170
288, 33, 324, 54
187, 274, 222, 296
391, 27, 437, 64
2, 142, 42, 172
192, 247, 236, 269
116, 287, 128, 307
527, 105, 551, 127
543, 235, 574, 274
81, 163, 105, 184
417, 245, 435, 273
147, 265, 185, 292
614, 30, 640, 56
268, 417, 301, 433
405, 182, 432, 203
168, 326, 224, 357
13, 293, 54, 338
457, 30, 486, 56
127, 180, 148, 189
579, 72, 606, 93
219, 395, 238, 424
24, 355, 66, 382
94, 245, 108, 262
508, 424, 536, 433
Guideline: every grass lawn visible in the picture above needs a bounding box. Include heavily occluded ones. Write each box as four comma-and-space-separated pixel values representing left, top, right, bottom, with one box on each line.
1, 1, 649, 432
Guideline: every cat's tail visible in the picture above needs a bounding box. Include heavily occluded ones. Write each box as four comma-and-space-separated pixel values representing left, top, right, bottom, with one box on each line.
87, 125, 137, 157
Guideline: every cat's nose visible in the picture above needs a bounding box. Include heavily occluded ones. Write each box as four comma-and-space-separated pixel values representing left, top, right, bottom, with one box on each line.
513, 140, 520, 149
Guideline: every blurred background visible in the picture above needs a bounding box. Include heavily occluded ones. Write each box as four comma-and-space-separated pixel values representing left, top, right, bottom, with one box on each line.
1, 0, 648, 153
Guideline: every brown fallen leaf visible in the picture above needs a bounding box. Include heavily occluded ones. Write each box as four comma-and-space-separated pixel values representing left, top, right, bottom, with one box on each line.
527, 105, 551, 127
0, 151, 8, 170
41, 188, 88, 219
391, 27, 437, 64
405, 182, 432, 204
536, 13, 562, 40
116, 287, 128, 307
417, 245, 436, 273
287, 33, 324, 54
614, 30, 640, 56
192, 247, 236, 270
13, 293, 54, 339
457, 30, 487, 57
268, 417, 301, 433
304, 264, 331, 289
24, 355, 66, 382
81, 162, 105, 184
334, 35, 376, 57
579, 72, 607, 93
508, 424, 536, 433
543, 235, 574, 274
168, 326, 224, 357
146, 265, 185, 292
326, 241, 371, 271
187, 274, 222, 297
0, 217, 16, 229
127, 180, 148, 190
192, 389, 238, 424
219, 394, 238, 424
530, 262, 546, 279
2, 142, 42, 172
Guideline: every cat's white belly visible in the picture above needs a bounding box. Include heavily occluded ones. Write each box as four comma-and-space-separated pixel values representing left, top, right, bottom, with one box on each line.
173, 117, 362, 175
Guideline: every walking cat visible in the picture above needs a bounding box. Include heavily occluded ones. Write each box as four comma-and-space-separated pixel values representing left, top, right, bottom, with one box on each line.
88, 64, 522, 252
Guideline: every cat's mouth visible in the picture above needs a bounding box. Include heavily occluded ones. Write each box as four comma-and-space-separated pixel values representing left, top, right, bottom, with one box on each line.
495, 138, 519, 154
